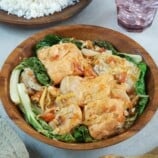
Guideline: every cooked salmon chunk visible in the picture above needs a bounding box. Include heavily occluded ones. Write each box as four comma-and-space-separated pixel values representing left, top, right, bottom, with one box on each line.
60, 74, 115, 106
49, 104, 82, 135
59, 74, 134, 139
84, 98, 126, 139
60, 74, 131, 107
37, 43, 95, 84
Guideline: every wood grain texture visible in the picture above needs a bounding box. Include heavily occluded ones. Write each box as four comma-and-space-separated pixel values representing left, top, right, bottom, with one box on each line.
0, 0, 91, 27
0, 25, 158, 150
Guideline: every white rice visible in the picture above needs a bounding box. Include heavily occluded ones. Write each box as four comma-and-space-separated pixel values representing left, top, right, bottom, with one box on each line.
0, 0, 79, 19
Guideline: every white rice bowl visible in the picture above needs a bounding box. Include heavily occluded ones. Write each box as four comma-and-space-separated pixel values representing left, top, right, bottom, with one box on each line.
0, 0, 79, 19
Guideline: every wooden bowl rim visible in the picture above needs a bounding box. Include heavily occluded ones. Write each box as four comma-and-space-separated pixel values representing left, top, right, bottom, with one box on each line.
0, 0, 91, 27
0, 24, 158, 150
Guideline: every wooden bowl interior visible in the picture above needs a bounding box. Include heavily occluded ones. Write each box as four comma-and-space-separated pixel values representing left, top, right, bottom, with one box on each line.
0, 25, 158, 150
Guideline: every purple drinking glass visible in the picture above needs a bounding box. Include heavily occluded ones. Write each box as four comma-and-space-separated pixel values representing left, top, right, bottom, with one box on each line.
115, 0, 158, 32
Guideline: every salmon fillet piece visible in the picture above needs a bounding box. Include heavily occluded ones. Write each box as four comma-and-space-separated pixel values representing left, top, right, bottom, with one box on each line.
37, 43, 95, 84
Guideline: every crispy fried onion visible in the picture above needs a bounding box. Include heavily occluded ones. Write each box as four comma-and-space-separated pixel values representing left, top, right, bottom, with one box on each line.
36, 86, 59, 111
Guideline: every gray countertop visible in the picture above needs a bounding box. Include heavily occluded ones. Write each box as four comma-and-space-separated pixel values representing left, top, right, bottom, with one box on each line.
0, 1, 158, 158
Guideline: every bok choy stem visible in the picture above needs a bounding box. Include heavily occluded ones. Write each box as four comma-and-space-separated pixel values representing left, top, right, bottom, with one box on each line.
9, 68, 21, 104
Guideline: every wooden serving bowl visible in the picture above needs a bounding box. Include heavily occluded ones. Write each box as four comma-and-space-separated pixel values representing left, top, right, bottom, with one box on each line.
0, 25, 158, 150
0, 0, 91, 27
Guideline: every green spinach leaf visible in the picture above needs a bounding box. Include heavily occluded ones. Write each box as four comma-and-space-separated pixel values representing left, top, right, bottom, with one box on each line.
61, 38, 83, 49
135, 62, 149, 115
35, 34, 83, 52
94, 40, 118, 54
35, 34, 62, 51
21, 57, 51, 86
72, 125, 93, 143
53, 133, 75, 143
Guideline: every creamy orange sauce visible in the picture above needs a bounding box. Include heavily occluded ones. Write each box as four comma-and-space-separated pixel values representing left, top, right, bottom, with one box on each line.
30, 42, 140, 140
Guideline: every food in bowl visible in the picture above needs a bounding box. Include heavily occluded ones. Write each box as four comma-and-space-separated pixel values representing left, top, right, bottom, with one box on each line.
9, 34, 149, 143
0, 0, 79, 19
